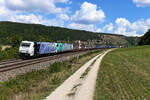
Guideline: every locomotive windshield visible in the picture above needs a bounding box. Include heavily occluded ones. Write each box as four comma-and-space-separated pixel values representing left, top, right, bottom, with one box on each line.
21, 43, 31, 47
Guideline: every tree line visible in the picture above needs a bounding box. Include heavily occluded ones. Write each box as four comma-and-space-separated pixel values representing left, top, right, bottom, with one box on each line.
138, 29, 150, 45
0, 21, 139, 47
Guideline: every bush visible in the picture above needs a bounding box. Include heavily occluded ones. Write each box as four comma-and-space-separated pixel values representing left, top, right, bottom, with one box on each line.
0, 47, 19, 60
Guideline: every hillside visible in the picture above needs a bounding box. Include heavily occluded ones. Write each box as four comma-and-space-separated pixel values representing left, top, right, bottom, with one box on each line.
0, 21, 140, 47
138, 29, 150, 45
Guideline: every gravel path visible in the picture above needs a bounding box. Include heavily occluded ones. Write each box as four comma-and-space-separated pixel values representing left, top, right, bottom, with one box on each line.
44, 49, 112, 100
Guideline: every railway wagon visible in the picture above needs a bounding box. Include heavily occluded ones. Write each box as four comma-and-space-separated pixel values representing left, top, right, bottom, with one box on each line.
56, 43, 73, 52
61, 43, 73, 52
36, 42, 57, 54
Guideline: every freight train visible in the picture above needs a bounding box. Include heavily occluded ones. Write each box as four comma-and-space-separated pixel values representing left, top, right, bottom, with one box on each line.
19, 41, 74, 58
19, 41, 115, 59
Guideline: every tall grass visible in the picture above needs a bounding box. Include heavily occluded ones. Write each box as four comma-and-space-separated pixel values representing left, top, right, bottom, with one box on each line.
94, 46, 150, 100
0, 49, 103, 100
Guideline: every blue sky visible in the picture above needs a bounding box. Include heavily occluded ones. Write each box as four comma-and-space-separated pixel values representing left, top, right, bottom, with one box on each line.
0, 0, 150, 36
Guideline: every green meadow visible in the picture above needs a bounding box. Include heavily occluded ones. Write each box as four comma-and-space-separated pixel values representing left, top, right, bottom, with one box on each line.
94, 46, 150, 100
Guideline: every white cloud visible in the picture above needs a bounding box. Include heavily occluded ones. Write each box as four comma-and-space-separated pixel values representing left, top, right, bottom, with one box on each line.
114, 18, 134, 36
71, 2, 105, 24
0, 0, 18, 21
115, 18, 131, 27
131, 19, 149, 34
103, 23, 114, 33
10, 14, 65, 26
133, 0, 150, 7
68, 23, 96, 32
68, 17, 150, 36
4, 0, 69, 14
96, 28, 102, 32
146, 19, 150, 25
0, 0, 69, 27
0, 0, 5, 7
10, 14, 43, 24
58, 14, 70, 21
67, 2, 105, 33
102, 18, 150, 36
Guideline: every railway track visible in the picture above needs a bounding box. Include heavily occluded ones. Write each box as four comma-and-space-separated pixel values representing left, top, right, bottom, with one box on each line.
0, 59, 22, 65
0, 51, 83, 73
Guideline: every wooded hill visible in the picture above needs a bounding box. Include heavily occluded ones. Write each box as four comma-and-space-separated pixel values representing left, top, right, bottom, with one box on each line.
138, 29, 150, 45
0, 21, 140, 47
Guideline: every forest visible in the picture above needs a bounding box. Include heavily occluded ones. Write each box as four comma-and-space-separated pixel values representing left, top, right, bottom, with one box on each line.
0, 21, 140, 47
138, 29, 150, 45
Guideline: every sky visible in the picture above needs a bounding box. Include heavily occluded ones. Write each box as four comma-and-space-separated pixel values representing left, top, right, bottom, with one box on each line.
0, 0, 150, 36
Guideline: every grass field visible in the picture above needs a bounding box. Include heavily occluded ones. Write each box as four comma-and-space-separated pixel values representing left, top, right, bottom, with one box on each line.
94, 46, 150, 100
0, 50, 104, 100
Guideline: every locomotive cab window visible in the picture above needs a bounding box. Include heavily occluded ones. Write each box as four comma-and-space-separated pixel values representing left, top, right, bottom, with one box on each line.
21, 43, 31, 47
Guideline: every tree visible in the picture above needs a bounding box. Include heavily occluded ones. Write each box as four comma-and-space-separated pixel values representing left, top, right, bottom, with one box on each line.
138, 29, 150, 45
8, 34, 22, 47
38, 35, 50, 42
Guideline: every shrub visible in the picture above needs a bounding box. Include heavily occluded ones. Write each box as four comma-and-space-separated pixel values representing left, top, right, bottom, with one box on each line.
0, 47, 19, 60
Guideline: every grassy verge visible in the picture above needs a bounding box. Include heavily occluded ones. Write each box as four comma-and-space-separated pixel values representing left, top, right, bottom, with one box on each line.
0, 49, 104, 100
94, 46, 150, 100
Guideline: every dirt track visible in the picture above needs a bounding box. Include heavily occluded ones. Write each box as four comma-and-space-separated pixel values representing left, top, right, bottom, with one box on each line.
44, 49, 112, 100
